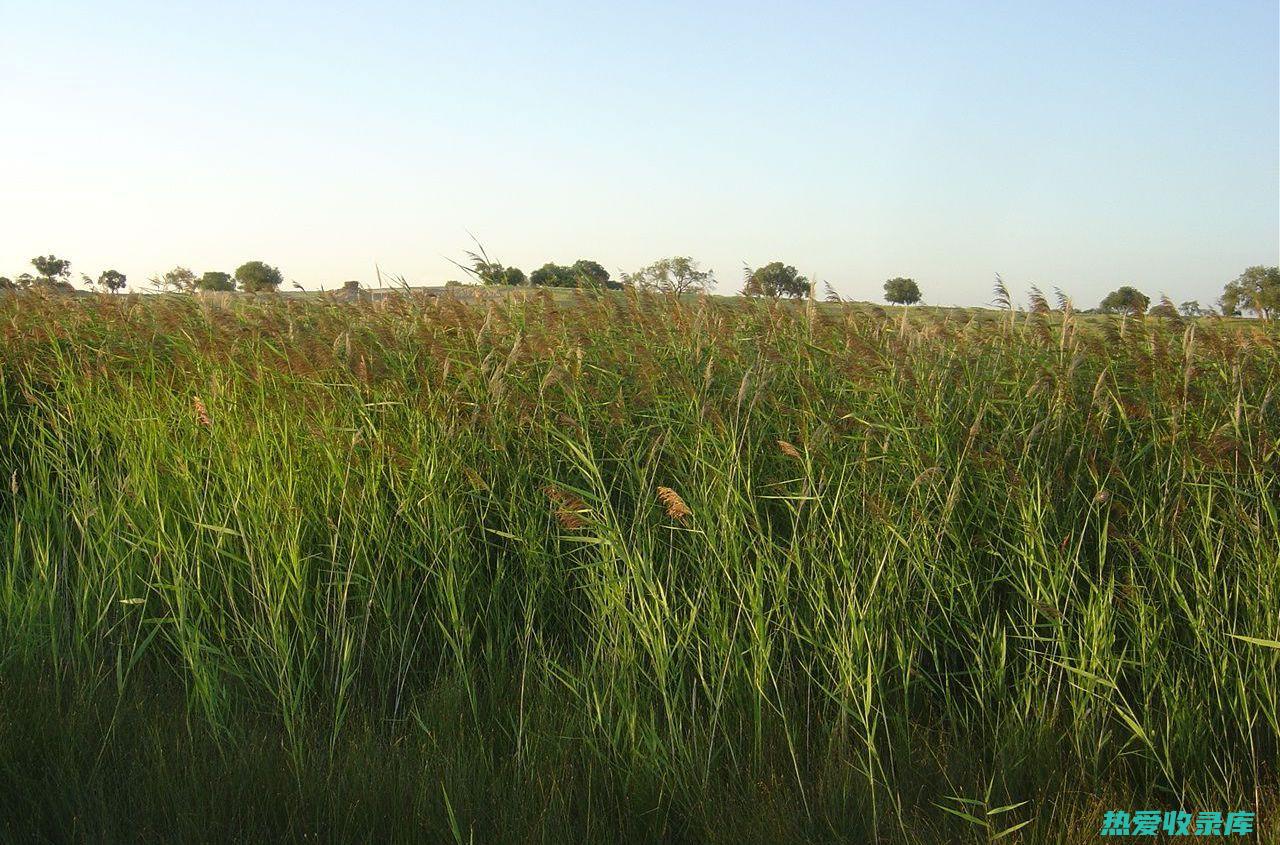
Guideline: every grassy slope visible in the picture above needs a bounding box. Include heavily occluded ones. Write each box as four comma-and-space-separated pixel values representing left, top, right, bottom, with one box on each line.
0, 289, 1276, 843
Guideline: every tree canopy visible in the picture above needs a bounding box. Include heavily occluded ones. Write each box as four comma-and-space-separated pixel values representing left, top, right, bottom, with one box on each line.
530, 263, 575, 288
197, 271, 235, 292
235, 261, 284, 293
570, 259, 612, 288
1221, 265, 1278, 320
883, 277, 921, 305
742, 262, 810, 299
154, 266, 197, 293
97, 270, 127, 293
31, 255, 71, 282
623, 256, 715, 295
530, 260, 617, 289
1099, 286, 1149, 315
473, 262, 526, 286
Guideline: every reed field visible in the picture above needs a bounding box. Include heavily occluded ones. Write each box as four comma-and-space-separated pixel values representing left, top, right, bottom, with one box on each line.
0, 288, 1276, 843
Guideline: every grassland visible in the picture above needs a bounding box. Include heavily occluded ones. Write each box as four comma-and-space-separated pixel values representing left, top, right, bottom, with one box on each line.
0, 288, 1276, 842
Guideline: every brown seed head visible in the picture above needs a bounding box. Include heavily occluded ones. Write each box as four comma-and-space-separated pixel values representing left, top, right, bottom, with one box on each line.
657, 486, 691, 521
777, 440, 801, 459
543, 485, 587, 530
192, 396, 211, 427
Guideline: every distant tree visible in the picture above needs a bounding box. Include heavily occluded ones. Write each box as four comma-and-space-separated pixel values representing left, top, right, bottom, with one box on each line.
1147, 299, 1179, 319
15, 273, 35, 289
623, 256, 715, 295
31, 255, 71, 284
570, 259, 612, 288
153, 266, 197, 293
1099, 286, 1149, 315
470, 261, 525, 286
503, 266, 528, 286
97, 269, 127, 293
0, 276, 13, 290
197, 271, 235, 292
742, 262, 810, 299
450, 237, 527, 287
235, 261, 283, 293
530, 263, 576, 288
1220, 265, 1279, 320
1217, 291, 1242, 316
458, 248, 525, 286
883, 277, 922, 305
1179, 300, 1205, 317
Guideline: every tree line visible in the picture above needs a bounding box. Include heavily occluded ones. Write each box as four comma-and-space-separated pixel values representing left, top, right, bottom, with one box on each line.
0, 257, 284, 295
2, 252, 1273, 318
1094, 266, 1278, 319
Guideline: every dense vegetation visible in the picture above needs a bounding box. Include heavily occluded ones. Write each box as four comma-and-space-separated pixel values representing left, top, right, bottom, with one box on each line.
0, 288, 1276, 842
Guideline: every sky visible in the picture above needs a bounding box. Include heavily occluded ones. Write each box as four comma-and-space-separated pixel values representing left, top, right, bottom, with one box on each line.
1, 1, 1276, 308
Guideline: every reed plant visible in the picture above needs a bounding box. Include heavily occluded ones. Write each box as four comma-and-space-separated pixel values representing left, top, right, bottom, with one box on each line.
0, 289, 1276, 842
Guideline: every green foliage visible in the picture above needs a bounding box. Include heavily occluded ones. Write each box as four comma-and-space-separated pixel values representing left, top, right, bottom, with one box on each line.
570, 259, 612, 288
741, 261, 809, 298
30, 254, 70, 282
460, 245, 527, 286
883, 276, 922, 305
500, 266, 526, 286
1221, 265, 1279, 320
530, 263, 574, 287
471, 262, 525, 286
235, 260, 284, 293
623, 256, 715, 295
96, 269, 127, 293
153, 266, 197, 293
1099, 285, 1150, 315
530, 260, 616, 289
0, 294, 1276, 840
197, 271, 235, 292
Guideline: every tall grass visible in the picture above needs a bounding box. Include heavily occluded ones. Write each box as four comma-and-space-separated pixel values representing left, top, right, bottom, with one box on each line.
0, 289, 1276, 842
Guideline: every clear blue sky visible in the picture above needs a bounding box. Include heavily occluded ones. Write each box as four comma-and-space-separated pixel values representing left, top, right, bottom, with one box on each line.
2, 0, 1276, 307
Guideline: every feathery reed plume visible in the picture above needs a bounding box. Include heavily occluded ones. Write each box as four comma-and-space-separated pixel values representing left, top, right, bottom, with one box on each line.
777, 440, 802, 459
192, 396, 211, 427
543, 485, 587, 530
823, 281, 842, 304
1054, 287, 1072, 314
992, 275, 1012, 310
656, 486, 691, 521
1027, 286, 1050, 315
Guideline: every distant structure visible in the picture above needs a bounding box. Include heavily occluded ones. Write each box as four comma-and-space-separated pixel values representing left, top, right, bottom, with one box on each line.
334, 280, 368, 303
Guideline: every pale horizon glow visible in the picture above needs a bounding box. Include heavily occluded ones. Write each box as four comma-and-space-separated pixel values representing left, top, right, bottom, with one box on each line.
1, 1, 1276, 309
